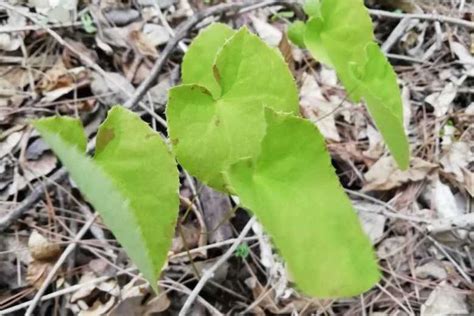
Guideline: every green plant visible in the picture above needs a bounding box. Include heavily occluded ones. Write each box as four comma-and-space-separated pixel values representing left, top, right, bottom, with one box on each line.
289, 0, 410, 169
235, 243, 250, 259
34, 0, 410, 299
80, 13, 96, 34
34, 108, 178, 293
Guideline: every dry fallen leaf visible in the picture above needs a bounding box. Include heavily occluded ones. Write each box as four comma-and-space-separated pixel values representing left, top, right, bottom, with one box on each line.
38, 60, 90, 103
363, 157, 437, 191
0, 131, 23, 158
421, 281, 468, 315
29, 0, 77, 23
415, 261, 447, 280
143, 24, 170, 47
250, 16, 282, 47
463, 168, 474, 196
70, 272, 100, 303
0, 6, 27, 52
354, 201, 387, 244
26, 230, 61, 290
440, 141, 474, 183
8, 153, 57, 195
377, 236, 407, 259
144, 294, 171, 315
245, 276, 280, 314
28, 230, 61, 261
171, 222, 201, 254
300, 72, 340, 141
425, 82, 457, 118
108, 280, 170, 316
90, 72, 135, 106
430, 178, 464, 220
78, 296, 116, 316
363, 125, 384, 160
26, 260, 54, 290
128, 28, 159, 58
451, 41, 474, 77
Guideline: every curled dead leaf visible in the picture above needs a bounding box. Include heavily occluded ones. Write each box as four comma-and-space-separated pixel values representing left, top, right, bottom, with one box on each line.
440, 141, 473, 183
421, 281, 468, 315
425, 83, 457, 118
28, 230, 61, 261
300, 73, 340, 142
363, 157, 437, 191
8, 153, 57, 196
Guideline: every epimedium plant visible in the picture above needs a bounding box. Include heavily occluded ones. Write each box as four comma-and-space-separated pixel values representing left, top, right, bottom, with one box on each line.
289, 0, 410, 169
34, 109, 179, 293
34, 0, 410, 300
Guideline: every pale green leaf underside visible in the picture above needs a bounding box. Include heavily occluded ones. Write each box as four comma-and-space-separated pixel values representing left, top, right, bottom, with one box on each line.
181, 23, 235, 98
168, 27, 299, 192
350, 44, 409, 169
226, 109, 380, 298
34, 107, 179, 292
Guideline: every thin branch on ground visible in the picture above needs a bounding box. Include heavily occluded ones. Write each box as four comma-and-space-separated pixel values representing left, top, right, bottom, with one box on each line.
0, 169, 68, 232
368, 8, 474, 29
0, 269, 136, 314
427, 213, 474, 233
0, 22, 82, 33
179, 216, 257, 316
163, 279, 223, 316
427, 235, 472, 283
24, 214, 98, 316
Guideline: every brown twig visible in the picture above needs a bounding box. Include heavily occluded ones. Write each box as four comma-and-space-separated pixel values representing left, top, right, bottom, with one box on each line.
24, 214, 98, 315
0, 169, 68, 232
368, 8, 474, 29
179, 216, 256, 316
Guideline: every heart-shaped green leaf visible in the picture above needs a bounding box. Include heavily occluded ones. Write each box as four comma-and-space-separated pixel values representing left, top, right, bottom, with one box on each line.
34, 107, 179, 292
182, 23, 235, 97
168, 27, 299, 191
226, 109, 380, 297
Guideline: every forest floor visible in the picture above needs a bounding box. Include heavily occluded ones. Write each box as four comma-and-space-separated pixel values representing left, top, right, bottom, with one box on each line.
0, 0, 473, 315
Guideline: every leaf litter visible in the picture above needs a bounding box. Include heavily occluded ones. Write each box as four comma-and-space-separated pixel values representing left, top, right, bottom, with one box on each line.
0, 0, 473, 314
